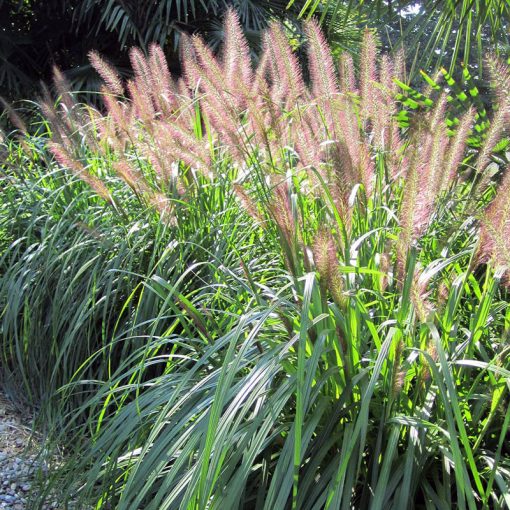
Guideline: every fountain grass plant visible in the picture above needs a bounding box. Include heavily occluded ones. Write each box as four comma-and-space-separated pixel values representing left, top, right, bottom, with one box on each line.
1, 10, 510, 509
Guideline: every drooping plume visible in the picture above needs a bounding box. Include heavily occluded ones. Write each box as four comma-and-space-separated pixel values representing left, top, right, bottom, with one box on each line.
49, 143, 111, 203
312, 228, 345, 308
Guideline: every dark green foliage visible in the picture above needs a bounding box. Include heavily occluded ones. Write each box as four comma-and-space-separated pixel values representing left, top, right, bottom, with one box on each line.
295, 0, 510, 77
0, 0, 338, 100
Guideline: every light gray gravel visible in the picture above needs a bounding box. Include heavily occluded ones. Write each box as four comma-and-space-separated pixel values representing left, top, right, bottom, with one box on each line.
0, 393, 59, 510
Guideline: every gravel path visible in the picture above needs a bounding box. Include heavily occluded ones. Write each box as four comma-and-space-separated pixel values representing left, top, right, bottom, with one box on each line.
0, 393, 57, 510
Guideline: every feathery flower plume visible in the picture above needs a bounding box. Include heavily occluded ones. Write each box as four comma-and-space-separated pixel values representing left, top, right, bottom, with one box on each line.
305, 19, 338, 102
420, 340, 438, 385
168, 122, 211, 170
39, 83, 66, 146
398, 95, 452, 258
477, 166, 510, 283
222, 8, 253, 93
313, 228, 337, 285
182, 31, 248, 160
233, 184, 264, 224
251, 47, 270, 98
101, 87, 130, 133
475, 103, 509, 189
89, 51, 124, 96
129, 47, 153, 99
148, 192, 176, 225
113, 160, 151, 196
326, 165, 353, 232
392, 47, 406, 85
52, 66, 75, 114
357, 141, 375, 195
96, 115, 129, 155
312, 228, 345, 308
126, 79, 156, 125
189, 34, 225, 92
245, 74, 273, 153
475, 56, 510, 190
185, 31, 242, 121
264, 22, 306, 109
378, 251, 391, 292
293, 108, 324, 173
269, 177, 295, 244
49, 143, 111, 203
267, 176, 300, 275
338, 52, 357, 94
373, 55, 402, 157
150, 121, 211, 178
391, 340, 406, 398
443, 107, 475, 186
328, 97, 360, 180
304, 18, 367, 196
0, 97, 27, 134
410, 267, 434, 323
359, 29, 378, 124
148, 43, 176, 113
396, 162, 419, 284
420, 95, 449, 194
486, 55, 510, 111
436, 280, 450, 315
373, 55, 393, 144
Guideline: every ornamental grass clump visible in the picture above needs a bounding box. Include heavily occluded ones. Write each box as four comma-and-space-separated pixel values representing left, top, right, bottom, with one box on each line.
4, 8, 509, 510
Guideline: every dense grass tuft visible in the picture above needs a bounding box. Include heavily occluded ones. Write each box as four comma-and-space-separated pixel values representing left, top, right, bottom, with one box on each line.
1, 12, 510, 510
